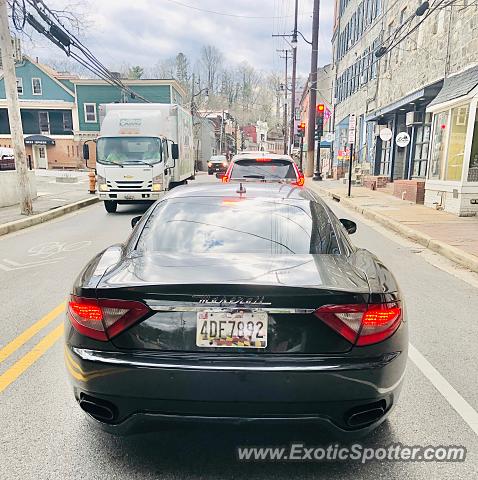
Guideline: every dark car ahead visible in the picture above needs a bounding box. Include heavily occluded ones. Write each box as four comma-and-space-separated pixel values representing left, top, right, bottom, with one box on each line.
207, 155, 228, 175
65, 183, 407, 436
223, 153, 304, 186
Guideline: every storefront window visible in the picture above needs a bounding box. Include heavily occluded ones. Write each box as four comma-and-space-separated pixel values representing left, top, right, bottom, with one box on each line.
429, 111, 448, 179
468, 106, 478, 182
446, 105, 469, 181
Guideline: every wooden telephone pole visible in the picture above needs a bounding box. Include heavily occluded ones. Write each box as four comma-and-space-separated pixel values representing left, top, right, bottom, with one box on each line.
0, 0, 33, 215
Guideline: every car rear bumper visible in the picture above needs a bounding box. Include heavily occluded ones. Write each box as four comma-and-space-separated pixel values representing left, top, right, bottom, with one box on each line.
65, 338, 407, 436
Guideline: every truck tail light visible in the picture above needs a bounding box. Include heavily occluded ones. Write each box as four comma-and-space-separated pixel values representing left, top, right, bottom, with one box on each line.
68, 296, 150, 341
314, 303, 402, 346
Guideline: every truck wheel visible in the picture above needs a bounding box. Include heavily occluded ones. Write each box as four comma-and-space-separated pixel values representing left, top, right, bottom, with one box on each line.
104, 200, 117, 213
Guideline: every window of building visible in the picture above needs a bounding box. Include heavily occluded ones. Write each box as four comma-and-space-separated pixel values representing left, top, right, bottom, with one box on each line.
429, 111, 449, 179
16, 78, 23, 95
413, 123, 431, 177
468, 107, 478, 182
400, 7, 408, 24
84, 103, 97, 123
62, 112, 73, 131
38, 111, 50, 134
446, 105, 469, 181
32, 78, 42, 95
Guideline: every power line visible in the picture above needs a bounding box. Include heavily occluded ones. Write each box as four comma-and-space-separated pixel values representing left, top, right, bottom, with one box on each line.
164, 0, 309, 19
14, 0, 152, 102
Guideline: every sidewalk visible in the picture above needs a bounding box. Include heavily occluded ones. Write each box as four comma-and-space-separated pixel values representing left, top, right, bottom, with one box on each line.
306, 179, 478, 273
0, 170, 98, 235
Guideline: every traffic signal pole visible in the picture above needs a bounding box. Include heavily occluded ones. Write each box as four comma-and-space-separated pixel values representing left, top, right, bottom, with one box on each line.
313, 104, 324, 181
305, 0, 320, 177
0, 0, 33, 215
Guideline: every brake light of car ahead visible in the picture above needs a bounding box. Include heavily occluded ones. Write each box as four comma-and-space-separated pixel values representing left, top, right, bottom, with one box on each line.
292, 163, 305, 186
68, 295, 150, 341
314, 303, 402, 346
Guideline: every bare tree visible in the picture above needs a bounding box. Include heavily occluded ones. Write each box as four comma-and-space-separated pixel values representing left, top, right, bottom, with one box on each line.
200, 45, 223, 94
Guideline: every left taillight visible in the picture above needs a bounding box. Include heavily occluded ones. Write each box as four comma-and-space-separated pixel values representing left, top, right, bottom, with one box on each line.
314, 303, 402, 346
68, 295, 150, 341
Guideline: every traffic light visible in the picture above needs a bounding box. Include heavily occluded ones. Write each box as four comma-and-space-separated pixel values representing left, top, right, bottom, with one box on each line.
298, 122, 306, 137
315, 104, 325, 141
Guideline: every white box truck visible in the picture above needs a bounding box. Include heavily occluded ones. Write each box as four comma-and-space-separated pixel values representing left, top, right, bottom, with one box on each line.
83, 103, 195, 213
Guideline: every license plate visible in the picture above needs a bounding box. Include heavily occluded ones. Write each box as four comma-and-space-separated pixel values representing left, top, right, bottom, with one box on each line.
196, 311, 267, 348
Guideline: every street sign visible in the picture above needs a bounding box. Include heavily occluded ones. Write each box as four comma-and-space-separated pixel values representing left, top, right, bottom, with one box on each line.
325, 132, 334, 142
348, 114, 356, 143
396, 131, 411, 147
379, 127, 393, 142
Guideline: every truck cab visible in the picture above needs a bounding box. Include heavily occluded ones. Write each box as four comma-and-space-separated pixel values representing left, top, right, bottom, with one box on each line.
84, 104, 193, 213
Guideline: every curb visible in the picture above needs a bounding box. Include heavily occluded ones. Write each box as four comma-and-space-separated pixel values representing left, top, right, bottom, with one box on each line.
0, 197, 100, 237
311, 184, 478, 274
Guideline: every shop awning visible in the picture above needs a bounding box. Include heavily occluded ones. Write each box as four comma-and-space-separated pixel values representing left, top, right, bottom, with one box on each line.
24, 135, 55, 146
428, 65, 478, 107
365, 80, 443, 122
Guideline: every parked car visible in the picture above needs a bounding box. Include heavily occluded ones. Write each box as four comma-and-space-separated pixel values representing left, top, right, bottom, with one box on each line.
222, 152, 304, 186
65, 182, 407, 436
207, 155, 228, 175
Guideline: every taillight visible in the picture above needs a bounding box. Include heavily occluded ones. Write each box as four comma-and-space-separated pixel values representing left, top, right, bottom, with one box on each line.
292, 163, 305, 186
222, 163, 233, 183
68, 295, 150, 341
314, 303, 402, 346
256, 158, 272, 162
222, 161, 228, 167
208, 162, 212, 167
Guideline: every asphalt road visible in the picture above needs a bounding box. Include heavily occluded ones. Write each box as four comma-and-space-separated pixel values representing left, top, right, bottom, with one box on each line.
0, 173, 477, 479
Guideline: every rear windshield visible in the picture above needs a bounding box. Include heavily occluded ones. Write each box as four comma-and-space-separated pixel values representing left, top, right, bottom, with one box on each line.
136, 197, 340, 255
230, 159, 296, 180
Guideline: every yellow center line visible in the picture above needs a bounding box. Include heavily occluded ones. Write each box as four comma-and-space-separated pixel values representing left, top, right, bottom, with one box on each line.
0, 302, 65, 363
0, 323, 64, 394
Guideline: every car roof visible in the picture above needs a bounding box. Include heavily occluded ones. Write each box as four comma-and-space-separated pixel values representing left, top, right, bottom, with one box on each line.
232, 152, 294, 162
163, 182, 317, 203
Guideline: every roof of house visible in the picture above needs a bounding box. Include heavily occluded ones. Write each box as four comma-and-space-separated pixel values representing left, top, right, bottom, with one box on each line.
429, 64, 478, 107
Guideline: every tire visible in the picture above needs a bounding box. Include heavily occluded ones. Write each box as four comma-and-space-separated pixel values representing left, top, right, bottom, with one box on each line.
104, 200, 117, 213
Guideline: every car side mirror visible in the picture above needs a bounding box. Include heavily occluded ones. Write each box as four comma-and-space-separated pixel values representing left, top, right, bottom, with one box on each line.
340, 218, 357, 234
131, 216, 142, 229
171, 143, 179, 160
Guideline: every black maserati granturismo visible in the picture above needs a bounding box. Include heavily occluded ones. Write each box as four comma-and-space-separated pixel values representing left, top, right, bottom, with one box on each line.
65, 182, 407, 435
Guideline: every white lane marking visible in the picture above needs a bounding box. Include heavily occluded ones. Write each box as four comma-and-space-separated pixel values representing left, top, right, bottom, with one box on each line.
409, 343, 478, 436
27, 241, 92, 258
0, 257, 64, 271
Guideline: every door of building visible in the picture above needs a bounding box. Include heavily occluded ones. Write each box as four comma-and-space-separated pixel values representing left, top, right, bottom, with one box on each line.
33, 145, 48, 169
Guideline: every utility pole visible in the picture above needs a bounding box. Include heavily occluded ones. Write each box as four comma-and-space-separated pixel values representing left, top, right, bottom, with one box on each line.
305, 0, 320, 177
277, 49, 290, 154
0, 0, 33, 215
289, 0, 298, 155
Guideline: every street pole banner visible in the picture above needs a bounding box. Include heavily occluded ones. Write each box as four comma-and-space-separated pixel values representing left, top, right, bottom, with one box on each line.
348, 114, 356, 144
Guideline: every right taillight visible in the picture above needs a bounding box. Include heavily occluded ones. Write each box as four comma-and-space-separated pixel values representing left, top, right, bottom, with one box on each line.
314, 303, 402, 346
68, 295, 150, 341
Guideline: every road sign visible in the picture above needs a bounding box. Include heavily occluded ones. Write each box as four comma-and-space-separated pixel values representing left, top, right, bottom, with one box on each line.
380, 127, 393, 142
348, 114, 356, 143
396, 131, 411, 147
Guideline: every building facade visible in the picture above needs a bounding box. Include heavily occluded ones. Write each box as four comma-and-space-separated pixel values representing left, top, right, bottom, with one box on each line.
0, 56, 79, 169
331, 0, 478, 215
0, 56, 187, 170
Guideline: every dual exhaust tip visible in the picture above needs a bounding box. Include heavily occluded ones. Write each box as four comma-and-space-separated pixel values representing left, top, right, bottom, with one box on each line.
79, 394, 117, 423
345, 400, 386, 428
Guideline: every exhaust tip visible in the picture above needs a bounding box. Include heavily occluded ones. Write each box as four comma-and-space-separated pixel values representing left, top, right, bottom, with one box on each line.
345, 401, 386, 428
79, 394, 116, 423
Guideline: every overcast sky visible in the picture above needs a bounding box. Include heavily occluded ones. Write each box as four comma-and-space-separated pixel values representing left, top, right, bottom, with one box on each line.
25, 0, 335, 77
